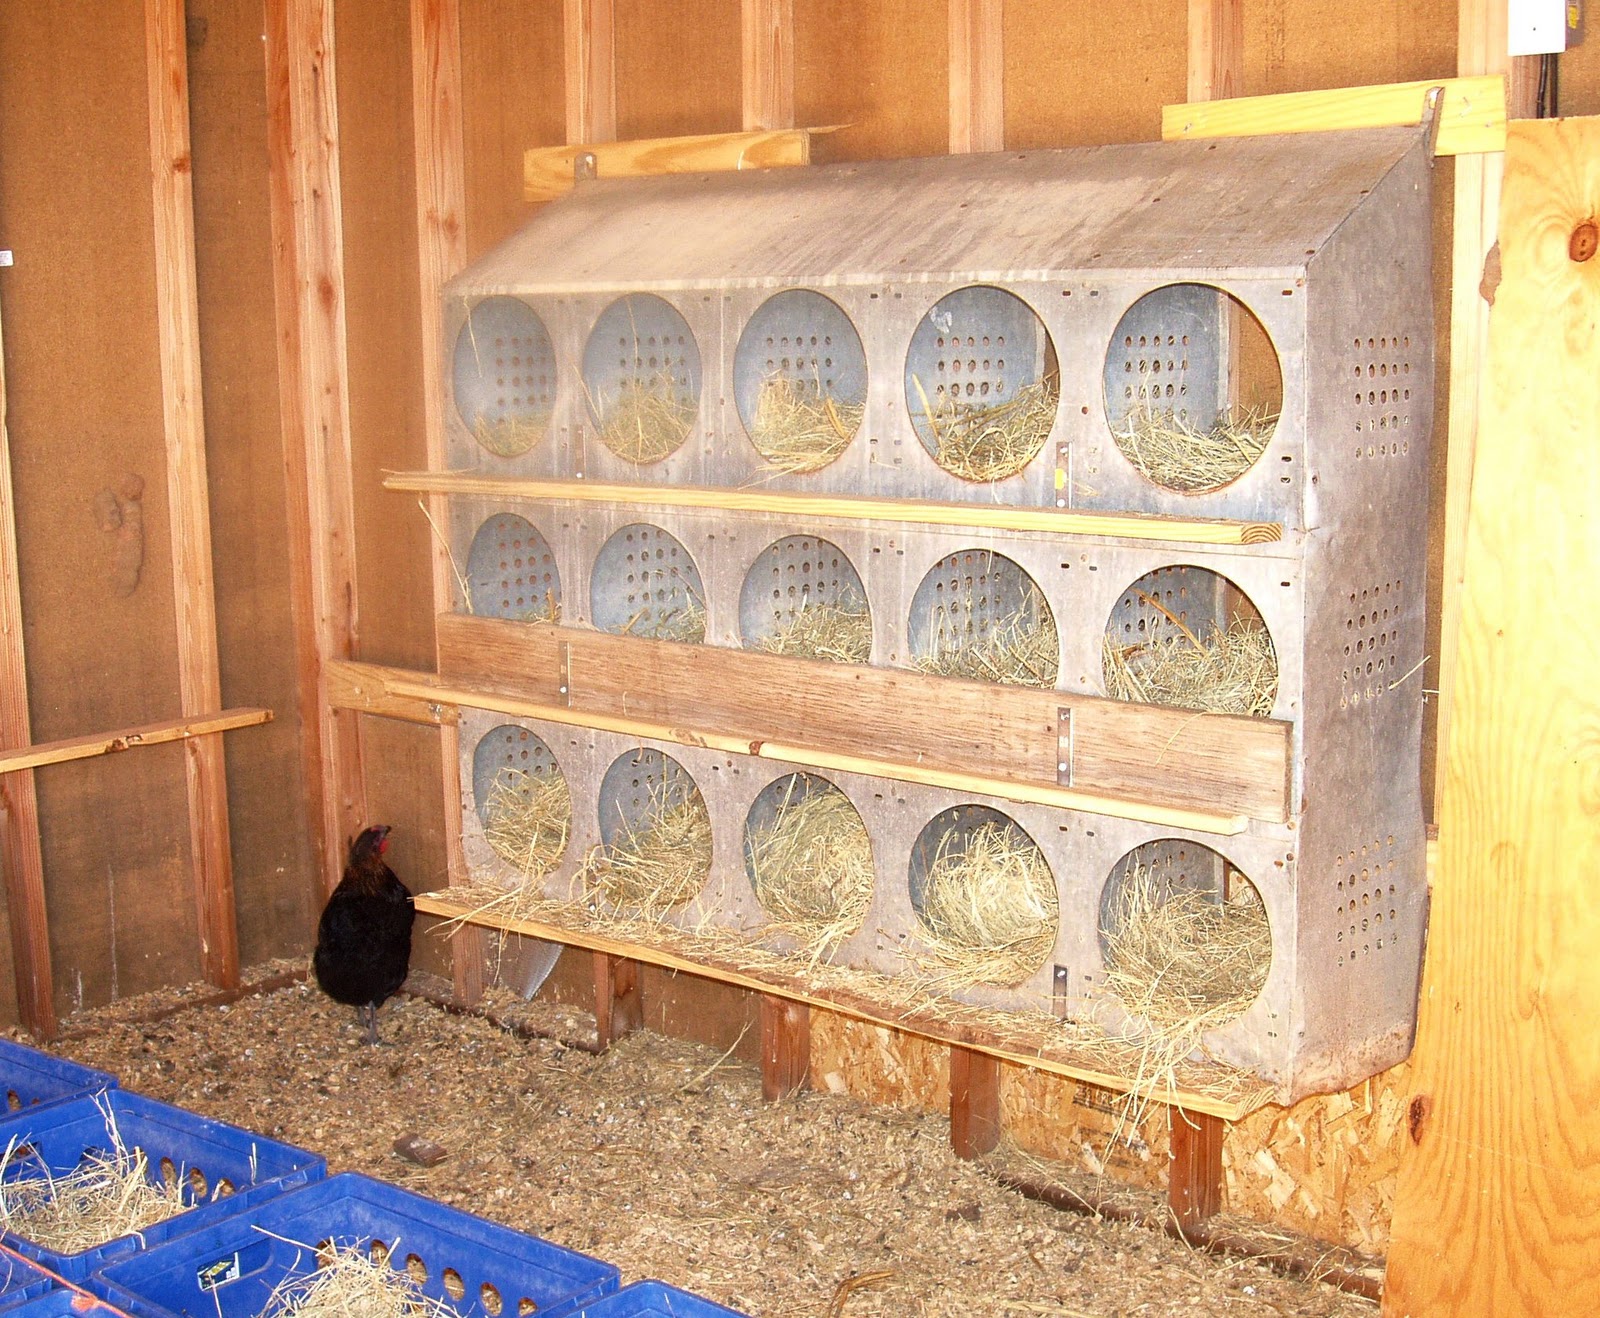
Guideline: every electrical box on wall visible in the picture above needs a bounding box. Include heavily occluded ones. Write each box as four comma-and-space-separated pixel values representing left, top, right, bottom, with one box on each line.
1508, 0, 1584, 54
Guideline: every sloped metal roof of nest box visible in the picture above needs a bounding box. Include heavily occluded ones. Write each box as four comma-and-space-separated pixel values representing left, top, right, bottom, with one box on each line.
450, 124, 1427, 292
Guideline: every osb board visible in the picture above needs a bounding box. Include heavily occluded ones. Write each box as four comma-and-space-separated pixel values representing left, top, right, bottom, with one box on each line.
615, 0, 743, 141
187, 0, 316, 965
333, 0, 436, 674
1000, 1063, 1170, 1190
794, 0, 948, 162
810, 1007, 950, 1114
1240, 0, 1457, 96
0, 3, 202, 1011
460, 0, 566, 260
1004, 0, 1187, 149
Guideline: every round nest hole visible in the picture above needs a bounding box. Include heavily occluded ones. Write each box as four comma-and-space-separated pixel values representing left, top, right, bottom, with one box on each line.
452, 297, 558, 458
744, 773, 873, 956
908, 550, 1058, 687
465, 514, 561, 622
473, 725, 571, 878
590, 523, 706, 643
1098, 840, 1271, 1033
904, 286, 1059, 482
1101, 565, 1279, 716
735, 289, 867, 474
908, 805, 1058, 987
739, 535, 871, 664
581, 294, 701, 464
1104, 284, 1281, 493
587, 748, 712, 914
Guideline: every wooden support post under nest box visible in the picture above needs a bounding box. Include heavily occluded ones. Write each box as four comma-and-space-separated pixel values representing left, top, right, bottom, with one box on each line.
594, 952, 643, 1050
949, 1044, 1002, 1159
760, 995, 810, 1101
1168, 1107, 1224, 1229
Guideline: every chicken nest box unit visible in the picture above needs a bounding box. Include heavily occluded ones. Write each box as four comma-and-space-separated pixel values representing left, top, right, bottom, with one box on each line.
439, 123, 1436, 1104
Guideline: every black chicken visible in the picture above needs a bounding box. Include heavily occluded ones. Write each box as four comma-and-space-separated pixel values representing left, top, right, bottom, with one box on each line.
313, 825, 415, 1045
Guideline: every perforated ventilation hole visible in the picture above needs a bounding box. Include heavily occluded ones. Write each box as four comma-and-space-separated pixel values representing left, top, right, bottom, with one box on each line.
1097, 839, 1271, 1028
1334, 836, 1401, 967
737, 534, 871, 663
406, 1254, 428, 1285
580, 294, 702, 464
452, 297, 559, 458
465, 514, 562, 622
471, 724, 571, 872
442, 1269, 466, 1301
904, 286, 1058, 482
214, 1177, 234, 1198
482, 1283, 505, 1315
743, 773, 874, 934
1350, 333, 1414, 454
734, 289, 868, 473
316, 1239, 339, 1269
370, 1238, 391, 1266
1102, 564, 1279, 717
1103, 284, 1282, 494
906, 804, 1058, 986
1340, 579, 1405, 711
518, 1299, 538, 1316
590, 523, 707, 643
187, 1168, 208, 1199
5, 1090, 19, 1110
906, 550, 1058, 687
159, 1157, 178, 1188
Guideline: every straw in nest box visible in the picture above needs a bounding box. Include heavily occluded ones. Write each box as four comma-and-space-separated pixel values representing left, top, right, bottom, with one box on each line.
1111, 405, 1277, 493
915, 585, 1059, 688
582, 786, 714, 916
749, 376, 864, 474
622, 591, 706, 644
746, 780, 874, 959
0, 1129, 188, 1254
260, 1242, 456, 1318
471, 412, 547, 459
482, 766, 572, 879
912, 375, 1057, 482
1102, 615, 1278, 716
756, 593, 872, 664
916, 821, 1058, 987
595, 373, 697, 464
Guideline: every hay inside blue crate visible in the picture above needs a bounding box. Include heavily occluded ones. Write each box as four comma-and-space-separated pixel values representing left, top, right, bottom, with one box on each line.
569, 1281, 749, 1316
90, 1172, 619, 1318
0, 1091, 322, 1282
0, 1042, 116, 1115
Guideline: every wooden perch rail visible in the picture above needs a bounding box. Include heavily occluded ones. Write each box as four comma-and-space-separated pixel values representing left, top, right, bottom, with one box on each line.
383, 471, 1284, 546
0, 709, 273, 776
524, 127, 834, 202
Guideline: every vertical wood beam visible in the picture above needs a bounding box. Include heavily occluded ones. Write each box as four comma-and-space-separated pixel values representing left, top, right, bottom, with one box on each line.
741, 0, 794, 132
594, 952, 643, 1049
564, 0, 616, 145
1186, 0, 1241, 105
949, 1044, 1001, 1159
408, 0, 482, 1005
145, 0, 239, 990
1432, 3, 1539, 824
1168, 1107, 1224, 1228
947, 0, 1003, 154
264, 0, 367, 898
759, 995, 809, 1101
1384, 115, 1600, 1318
0, 308, 55, 1040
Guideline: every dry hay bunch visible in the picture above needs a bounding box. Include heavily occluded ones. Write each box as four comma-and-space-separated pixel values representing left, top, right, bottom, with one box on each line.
749, 376, 864, 474
622, 592, 706, 644
912, 375, 1057, 481
914, 586, 1059, 688
917, 821, 1058, 987
482, 766, 572, 879
1102, 613, 1278, 716
1101, 864, 1271, 1040
746, 781, 874, 960
595, 373, 697, 464
582, 786, 714, 916
1111, 404, 1277, 492
260, 1240, 455, 1318
755, 594, 871, 664
492, 589, 559, 626
470, 412, 547, 459
0, 1130, 188, 1253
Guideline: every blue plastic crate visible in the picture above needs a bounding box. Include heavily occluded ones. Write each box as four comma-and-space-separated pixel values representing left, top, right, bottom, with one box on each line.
0, 1042, 116, 1116
0, 1090, 323, 1282
0, 1247, 57, 1314
89, 1173, 619, 1318
0, 1291, 130, 1317
567, 1282, 750, 1316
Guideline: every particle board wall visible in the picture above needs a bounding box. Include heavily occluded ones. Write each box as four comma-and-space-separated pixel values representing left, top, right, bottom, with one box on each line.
615, 0, 743, 141
0, 2, 203, 1010
185, 0, 317, 964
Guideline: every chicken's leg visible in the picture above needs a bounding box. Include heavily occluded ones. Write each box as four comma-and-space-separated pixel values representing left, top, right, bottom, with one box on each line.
360, 1003, 379, 1046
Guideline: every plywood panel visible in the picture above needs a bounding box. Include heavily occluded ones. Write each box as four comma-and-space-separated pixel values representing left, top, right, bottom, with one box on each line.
1005, 0, 1187, 149
0, 3, 201, 1015
461, 0, 566, 260
615, 0, 742, 140
1241, 0, 1457, 96
794, 0, 947, 162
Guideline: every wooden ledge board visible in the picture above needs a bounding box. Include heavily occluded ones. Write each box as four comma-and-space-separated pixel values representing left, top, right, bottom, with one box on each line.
0, 708, 273, 776
525, 126, 834, 202
382, 471, 1283, 547
328, 658, 1249, 835
1161, 74, 1507, 157
414, 892, 1262, 1120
